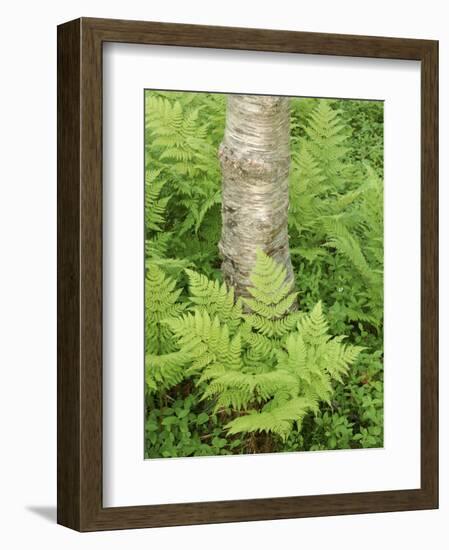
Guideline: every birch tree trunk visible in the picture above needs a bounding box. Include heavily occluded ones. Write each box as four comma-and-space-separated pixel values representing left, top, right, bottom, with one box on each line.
218, 94, 294, 298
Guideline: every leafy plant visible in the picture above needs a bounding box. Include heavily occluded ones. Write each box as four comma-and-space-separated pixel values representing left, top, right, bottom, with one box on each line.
144, 92, 385, 456
165, 251, 362, 447
145, 263, 188, 392
289, 99, 383, 332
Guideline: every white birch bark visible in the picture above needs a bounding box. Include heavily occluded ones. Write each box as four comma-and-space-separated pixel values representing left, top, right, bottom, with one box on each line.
218, 94, 294, 298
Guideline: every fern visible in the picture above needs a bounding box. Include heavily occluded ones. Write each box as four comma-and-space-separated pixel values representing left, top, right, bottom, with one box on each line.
145, 92, 222, 237
144, 91, 384, 455
145, 263, 188, 392
288, 144, 328, 235
226, 397, 315, 440
243, 250, 299, 338
288, 100, 361, 240
322, 167, 383, 328
144, 168, 173, 267
324, 219, 374, 283
303, 101, 352, 187
288, 99, 383, 331
185, 269, 243, 334
145, 352, 189, 392
145, 169, 169, 232
167, 251, 362, 441
225, 301, 362, 440
166, 310, 241, 376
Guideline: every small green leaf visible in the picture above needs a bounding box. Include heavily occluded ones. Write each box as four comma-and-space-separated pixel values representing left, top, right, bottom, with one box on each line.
161, 416, 178, 427
197, 412, 209, 425
212, 437, 227, 449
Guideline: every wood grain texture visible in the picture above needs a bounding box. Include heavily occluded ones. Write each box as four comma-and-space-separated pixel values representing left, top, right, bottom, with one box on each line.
57, 19, 81, 531
420, 41, 439, 504
57, 17, 439, 532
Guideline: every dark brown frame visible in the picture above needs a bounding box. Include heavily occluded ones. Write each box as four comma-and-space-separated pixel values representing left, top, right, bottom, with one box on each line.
57, 17, 438, 532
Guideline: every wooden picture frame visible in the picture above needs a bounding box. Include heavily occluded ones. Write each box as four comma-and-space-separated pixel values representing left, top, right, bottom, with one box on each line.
57, 17, 438, 531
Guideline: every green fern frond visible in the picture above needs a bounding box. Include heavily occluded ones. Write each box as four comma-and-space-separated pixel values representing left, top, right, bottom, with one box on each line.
243, 249, 296, 315
145, 169, 170, 232
304, 101, 351, 181
244, 312, 303, 338
225, 397, 315, 440
185, 269, 242, 334
239, 327, 276, 358
145, 352, 190, 392
145, 233, 171, 259
297, 301, 329, 343
144, 263, 188, 392
289, 145, 328, 233
162, 255, 365, 442
166, 311, 238, 376
323, 219, 378, 286
288, 100, 362, 240
213, 389, 255, 412
145, 263, 186, 355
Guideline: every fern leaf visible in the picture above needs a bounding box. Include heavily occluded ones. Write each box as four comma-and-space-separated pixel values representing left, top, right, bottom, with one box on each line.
185, 269, 242, 333
145, 352, 189, 392
225, 397, 315, 440
145, 263, 186, 355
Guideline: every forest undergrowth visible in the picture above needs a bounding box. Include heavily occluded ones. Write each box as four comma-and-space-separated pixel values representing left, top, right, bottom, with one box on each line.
144, 91, 384, 458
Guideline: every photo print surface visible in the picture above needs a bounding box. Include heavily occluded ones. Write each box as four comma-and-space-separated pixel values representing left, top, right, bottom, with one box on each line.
144, 90, 384, 459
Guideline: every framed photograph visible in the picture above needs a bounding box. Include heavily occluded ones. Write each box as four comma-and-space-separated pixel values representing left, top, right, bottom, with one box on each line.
57, 17, 438, 531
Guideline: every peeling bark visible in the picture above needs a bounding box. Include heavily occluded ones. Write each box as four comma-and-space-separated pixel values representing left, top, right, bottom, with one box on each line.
218, 94, 294, 298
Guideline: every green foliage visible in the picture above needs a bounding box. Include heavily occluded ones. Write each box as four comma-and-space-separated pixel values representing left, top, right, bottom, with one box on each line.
145, 91, 384, 456
145, 393, 239, 458
145, 263, 188, 392
185, 269, 243, 334
145, 92, 224, 269
243, 249, 299, 335
289, 99, 383, 332
302, 101, 353, 189
336, 99, 384, 173
165, 252, 362, 443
